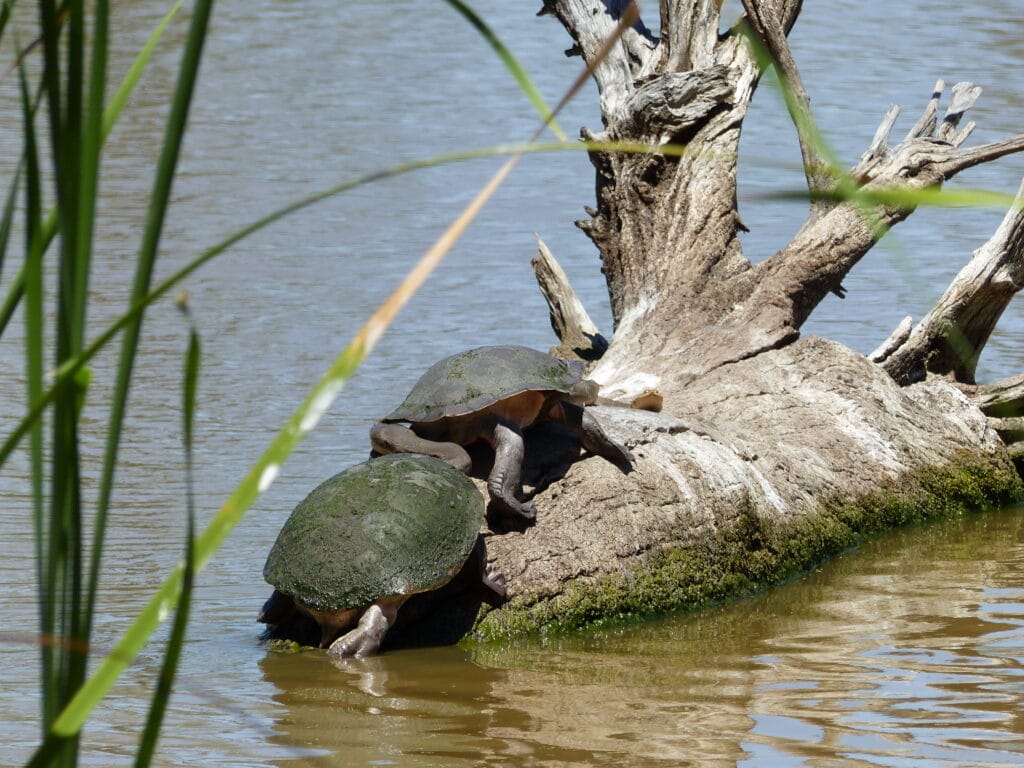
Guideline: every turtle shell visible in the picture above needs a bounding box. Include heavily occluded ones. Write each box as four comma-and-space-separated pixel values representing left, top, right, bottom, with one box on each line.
263, 454, 484, 613
383, 345, 585, 424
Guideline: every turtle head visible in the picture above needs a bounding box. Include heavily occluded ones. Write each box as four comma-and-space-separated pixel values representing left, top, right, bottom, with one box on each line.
567, 378, 599, 405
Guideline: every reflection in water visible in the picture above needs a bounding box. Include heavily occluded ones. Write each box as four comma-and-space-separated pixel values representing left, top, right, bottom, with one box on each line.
255, 509, 1024, 767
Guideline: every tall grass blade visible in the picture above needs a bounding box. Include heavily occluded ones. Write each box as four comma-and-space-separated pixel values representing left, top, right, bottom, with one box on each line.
19, 52, 49, 734
0, 157, 20, 287
0, 0, 14, 45
441, 0, 565, 141
0, 262, 24, 335
87, 0, 214, 652
133, 315, 199, 768
102, 0, 187, 141
0, 0, 188, 340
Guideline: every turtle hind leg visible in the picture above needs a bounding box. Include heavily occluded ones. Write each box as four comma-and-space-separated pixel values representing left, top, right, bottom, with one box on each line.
555, 401, 634, 471
480, 563, 507, 608
258, 589, 296, 625
486, 422, 537, 530
469, 535, 507, 607
369, 423, 472, 474
327, 595, 408, 659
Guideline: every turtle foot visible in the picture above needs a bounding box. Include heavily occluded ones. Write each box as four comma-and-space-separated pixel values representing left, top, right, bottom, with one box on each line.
486, 498, 537, 533
481, 564, 508, 607
328, 627, 382, 659
327, 602, 398, 658
562, 403, 634, 472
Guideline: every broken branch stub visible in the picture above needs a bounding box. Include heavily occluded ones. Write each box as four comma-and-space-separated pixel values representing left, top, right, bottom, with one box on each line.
531, 237, 608, 362
881, 177, 1024, 385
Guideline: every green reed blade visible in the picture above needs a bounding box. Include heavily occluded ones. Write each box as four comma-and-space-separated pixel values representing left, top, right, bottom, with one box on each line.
72, 0, 106, 344
0, 0, 188, 341
87, 0, 214, 648
0, 157, 21, 287
19, 53, 49, 732
0, 262, 25, 336
37, 3, 90, 759
103, 0, 187, 141
442, 0, 565, 141
0, 0, 14, 44
133, 322, 199, 768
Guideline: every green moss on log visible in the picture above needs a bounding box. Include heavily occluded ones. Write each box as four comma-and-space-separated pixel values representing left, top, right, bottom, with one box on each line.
472, 454, 1023, 641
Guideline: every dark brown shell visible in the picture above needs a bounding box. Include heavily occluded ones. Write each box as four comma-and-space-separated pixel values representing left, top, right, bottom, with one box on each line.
382, 345, 584, 424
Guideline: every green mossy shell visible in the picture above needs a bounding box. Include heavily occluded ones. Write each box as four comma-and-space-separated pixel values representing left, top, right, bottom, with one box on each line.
383, 345, 585, 423
263, 454, 484, 613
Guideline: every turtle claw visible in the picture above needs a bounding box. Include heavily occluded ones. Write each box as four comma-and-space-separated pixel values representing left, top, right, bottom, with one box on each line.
326, 600, 403, 659
486, 498, 536, 533
328, 627, 381, 659
482, 563, 508, 607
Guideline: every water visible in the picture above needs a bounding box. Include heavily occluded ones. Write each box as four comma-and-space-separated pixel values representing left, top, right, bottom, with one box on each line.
1, 0, 1023, 765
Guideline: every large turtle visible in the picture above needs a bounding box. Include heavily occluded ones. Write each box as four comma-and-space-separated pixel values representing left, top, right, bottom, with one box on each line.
370, 345, 633, 528
258, 453, 505, 658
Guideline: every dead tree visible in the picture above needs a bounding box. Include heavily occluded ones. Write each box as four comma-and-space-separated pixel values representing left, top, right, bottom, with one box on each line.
476, 0, 1024, 638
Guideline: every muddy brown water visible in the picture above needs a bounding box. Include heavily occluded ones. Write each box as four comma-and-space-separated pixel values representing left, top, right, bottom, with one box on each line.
2, 1, 1024, 765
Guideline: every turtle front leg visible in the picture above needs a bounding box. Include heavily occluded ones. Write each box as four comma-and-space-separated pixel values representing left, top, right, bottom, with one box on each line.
369, 423, 472, 474
327, 595, 408, 659
555, 402, 634, 471
487, 422, 537, 529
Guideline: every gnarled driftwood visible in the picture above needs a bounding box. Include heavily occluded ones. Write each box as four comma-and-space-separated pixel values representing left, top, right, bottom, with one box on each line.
474, 0, 1024, 638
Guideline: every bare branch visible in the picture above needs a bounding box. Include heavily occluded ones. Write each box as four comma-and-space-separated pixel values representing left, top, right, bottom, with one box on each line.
741, 0, 831, 210
859, 105, 902, 168
869, 316, 913, 364
663, 0, 723, 71
881, 176, 1024, 384
938, 134, 1024, 176
905, 79, 944, 141
543, 1, 658, 118
751, 82, 1024, 341
974, 374, 1024, 416
935, 81, 982, 142
532, 236, 609, 361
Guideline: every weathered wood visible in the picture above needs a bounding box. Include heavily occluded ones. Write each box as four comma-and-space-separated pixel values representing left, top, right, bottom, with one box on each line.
480, 339, 1017, 634
531, 237, 608, 361
473, 0, 1024, 638
869, 315, 913, 364
974, 374, 1024, 416
987, 416, 1024, 443
882, 177, 1024, 384
859, 105, 901, 169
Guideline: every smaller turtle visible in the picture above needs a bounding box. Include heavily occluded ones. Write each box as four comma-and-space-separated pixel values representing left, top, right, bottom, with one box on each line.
259, 454, 505, 658
370, 345, 633, 529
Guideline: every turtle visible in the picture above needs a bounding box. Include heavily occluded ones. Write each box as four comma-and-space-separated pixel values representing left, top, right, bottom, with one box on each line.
369, 345, 633, 529
258, 453, 506, 658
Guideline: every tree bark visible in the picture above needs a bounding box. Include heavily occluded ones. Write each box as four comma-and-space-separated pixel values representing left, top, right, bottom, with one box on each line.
474, 1, 1024, 638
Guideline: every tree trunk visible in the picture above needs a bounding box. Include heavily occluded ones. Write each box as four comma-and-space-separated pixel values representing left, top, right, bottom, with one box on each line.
475, 1, 1024, 638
